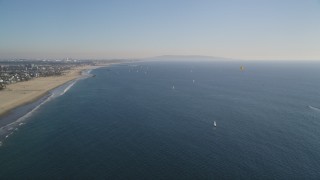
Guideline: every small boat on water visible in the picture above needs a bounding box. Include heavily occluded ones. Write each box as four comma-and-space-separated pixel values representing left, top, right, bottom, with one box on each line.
240, 66, 245, 71
213, 121, 217, 127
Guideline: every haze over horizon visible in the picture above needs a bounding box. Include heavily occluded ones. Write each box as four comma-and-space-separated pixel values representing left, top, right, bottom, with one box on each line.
1, 0, 320, 60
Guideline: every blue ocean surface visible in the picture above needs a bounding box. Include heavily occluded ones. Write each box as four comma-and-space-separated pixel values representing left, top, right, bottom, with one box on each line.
0, 60, 320, 179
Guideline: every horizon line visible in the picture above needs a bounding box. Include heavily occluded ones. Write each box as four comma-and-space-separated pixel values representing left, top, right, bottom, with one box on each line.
0, 54, 320, 61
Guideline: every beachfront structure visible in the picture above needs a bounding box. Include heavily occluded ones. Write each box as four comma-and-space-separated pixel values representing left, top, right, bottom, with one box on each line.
0, 60, 92, 90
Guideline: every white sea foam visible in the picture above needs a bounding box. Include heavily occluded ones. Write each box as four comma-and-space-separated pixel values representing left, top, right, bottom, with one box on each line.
2, 93, 54, 131
18, 71, 92, 121
0, 89, 58, 140
309, 105, 320, 112
0, 90, 56, 141
6, 81, 78, 125
60, 81, 77, 96
0, 69, 94, 142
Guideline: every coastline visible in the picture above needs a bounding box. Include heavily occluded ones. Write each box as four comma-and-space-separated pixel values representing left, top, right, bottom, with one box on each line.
0, 62, 126, 143
0, 65, 102, 119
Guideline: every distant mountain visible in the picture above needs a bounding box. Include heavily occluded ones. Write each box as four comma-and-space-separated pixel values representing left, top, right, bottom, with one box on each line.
145, 55, 234, 61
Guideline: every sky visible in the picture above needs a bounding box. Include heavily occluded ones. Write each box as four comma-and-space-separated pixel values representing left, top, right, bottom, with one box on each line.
0, 0, 320, 60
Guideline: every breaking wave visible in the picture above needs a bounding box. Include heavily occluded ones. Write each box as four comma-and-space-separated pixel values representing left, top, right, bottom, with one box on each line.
60, 81, 77, 96
0, 70, 93, 144
308, 105, 320, 112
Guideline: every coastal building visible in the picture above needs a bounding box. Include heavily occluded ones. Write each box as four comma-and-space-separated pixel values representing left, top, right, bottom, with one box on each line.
0, 60, 92, 90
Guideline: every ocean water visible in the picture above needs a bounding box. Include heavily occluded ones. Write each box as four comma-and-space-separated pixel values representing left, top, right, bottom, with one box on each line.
0, 61, 320, 179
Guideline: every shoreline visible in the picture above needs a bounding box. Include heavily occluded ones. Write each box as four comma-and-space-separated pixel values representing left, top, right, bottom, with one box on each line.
0, 65, 107, 141
0, 61, 126, 143
0, 65, 105, 121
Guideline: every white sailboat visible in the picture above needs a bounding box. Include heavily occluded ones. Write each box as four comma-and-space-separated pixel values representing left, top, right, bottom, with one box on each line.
213, 121, 217, 127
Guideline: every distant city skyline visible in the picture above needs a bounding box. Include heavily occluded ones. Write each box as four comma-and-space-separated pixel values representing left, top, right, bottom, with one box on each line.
1, 0, 320, 60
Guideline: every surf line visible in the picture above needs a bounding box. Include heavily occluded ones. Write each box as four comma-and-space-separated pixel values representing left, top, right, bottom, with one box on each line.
308, 105, 320, 112
0, 69, 94, 141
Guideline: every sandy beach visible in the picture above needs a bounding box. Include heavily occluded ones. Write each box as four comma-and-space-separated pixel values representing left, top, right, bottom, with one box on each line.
0, 65, 99, 118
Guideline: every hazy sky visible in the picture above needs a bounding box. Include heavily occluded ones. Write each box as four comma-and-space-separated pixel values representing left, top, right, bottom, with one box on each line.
0, 0, 320, 60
